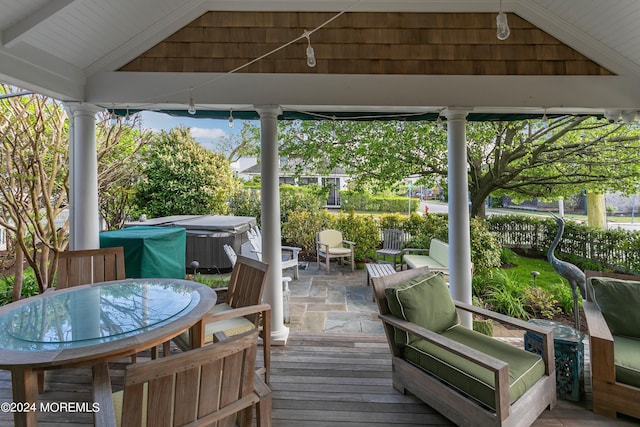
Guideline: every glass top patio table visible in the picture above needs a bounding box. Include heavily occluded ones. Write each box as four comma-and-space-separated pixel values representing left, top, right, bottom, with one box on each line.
0, 278, 217, 427
0, 280, 199, 351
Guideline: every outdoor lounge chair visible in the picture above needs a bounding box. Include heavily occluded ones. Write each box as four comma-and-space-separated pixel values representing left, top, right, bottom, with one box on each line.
584, 270, 640, 420
247, 226, 301, 279
93, 330, 272, 427
316, 229, 355, 273
372, 267, 556, 427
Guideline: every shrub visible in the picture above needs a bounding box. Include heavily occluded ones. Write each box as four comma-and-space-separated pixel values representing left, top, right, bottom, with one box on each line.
282, 210, 332, 252
332, 212, 380, 260
522, 287, 561, 319
229, 188, 262, 224
0, 268, 40, 306
483, 270, 529, 319
280, 184, 327, 224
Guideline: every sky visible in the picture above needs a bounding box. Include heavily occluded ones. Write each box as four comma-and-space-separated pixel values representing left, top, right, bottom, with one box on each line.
139, 111, 247, 151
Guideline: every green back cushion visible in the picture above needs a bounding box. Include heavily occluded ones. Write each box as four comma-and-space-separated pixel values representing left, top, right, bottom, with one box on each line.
588, 277, 640, 338
385, 272, 459, 345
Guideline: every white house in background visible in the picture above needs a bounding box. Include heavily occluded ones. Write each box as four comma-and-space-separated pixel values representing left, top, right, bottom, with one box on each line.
239, 157, 350, 208
231, 157, 258, 181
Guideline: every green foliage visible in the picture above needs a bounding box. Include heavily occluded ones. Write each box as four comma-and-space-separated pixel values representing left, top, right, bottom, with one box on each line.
280, 184, 327, 223
500, 248, 519, 265
484, 270, 529, 319
522, 287, 561, 319
279, 117, 640, 218
228, 189, 262, 224
488, 214, 640, 274
0, 269, 40, 306
282, 210, 332, 252
340, 190, 418, 213
192, 274, 229, 288
332, 212, 380, 260
133, 127, 240, 218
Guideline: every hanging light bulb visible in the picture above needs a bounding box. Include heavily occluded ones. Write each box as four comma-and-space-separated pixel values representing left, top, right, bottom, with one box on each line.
496, 0, 510, 40
304, 31, 316, 68
228, 108, 234, 128
109, 109, 118, 126
124, 109, 132, 127
436, 115, 444, 130
542, 110, 549, 127
187, 87, 196, 115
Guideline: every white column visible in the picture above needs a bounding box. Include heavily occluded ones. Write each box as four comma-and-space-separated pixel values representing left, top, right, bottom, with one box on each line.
256, 105, 289, 345
445, 108, 473, 328
65, 103, 102, 250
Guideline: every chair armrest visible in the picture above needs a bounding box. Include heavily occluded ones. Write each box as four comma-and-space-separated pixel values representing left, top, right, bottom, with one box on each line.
317, 241, 329, 251
92, 362, 116, 427
454, 301, 555, 375
343, 240, 356, 247
402, 248, 430, 255
281, 246, 301, 256
203, 303, 271, 324
584, 301, 616, 383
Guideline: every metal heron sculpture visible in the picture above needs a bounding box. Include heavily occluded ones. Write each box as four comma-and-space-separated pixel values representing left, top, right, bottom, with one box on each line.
547, 213, 586, 330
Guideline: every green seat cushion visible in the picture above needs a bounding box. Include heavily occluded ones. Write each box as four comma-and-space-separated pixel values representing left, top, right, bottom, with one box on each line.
385, 271, 459, 346
588, 277, 640, 338
614, 335, 640, 388
404, 255, 447, 270
404, 325, 545, 410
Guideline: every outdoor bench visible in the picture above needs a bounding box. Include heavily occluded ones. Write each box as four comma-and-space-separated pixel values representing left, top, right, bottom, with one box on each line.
403, 238, 449, 272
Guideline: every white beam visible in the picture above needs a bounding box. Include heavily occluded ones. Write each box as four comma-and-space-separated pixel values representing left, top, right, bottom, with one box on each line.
87, 72, 640, 111
2, 0, 75, 48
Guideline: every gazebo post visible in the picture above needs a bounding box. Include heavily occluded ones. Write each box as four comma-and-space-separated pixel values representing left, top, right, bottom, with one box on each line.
257, 105, 289, 345
65, 103, 102, 250
445, 108, 473, 328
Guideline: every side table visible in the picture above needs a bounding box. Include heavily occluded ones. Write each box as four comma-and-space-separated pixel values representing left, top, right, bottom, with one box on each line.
524, 319, 585, 401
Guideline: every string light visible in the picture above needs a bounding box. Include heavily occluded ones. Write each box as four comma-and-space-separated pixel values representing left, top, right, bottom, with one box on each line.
542, 109, 548, 127
228, 108, 234, 128
187, 87, 196, 115
496, 0, 510, 40
304, 31, 316, 68
109, 108, 118, 126
124, 108, 132, 126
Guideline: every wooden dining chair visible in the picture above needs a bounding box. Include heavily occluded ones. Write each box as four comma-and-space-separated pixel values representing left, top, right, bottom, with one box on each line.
174, 255, 272, 384
56, 247, 126, 289
93, 329, 272, 427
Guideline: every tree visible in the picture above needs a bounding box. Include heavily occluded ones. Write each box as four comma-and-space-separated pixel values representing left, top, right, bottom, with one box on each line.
210, 121, 260, 163
0, 85, 150, 296
133, 127, 241, 217
96, 114, 149, 229
0, 86, 69, 294
279, 117, 640, 217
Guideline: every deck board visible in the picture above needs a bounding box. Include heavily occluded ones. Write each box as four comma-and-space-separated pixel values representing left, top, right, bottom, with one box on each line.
1, 332, 639, 426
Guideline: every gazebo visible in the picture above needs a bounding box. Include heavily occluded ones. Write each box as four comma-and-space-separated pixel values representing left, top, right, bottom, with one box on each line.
1, 0, 639, 344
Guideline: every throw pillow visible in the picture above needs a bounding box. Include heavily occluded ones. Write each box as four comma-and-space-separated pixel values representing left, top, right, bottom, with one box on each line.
385, 271, 459, 339
588, 277, 640, 339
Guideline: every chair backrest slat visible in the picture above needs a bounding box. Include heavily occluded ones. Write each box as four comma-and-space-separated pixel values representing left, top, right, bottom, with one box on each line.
226, 256, 269, 325
122, 330, 260, 426
382, 228, 404, 250
56, 247, 126, 289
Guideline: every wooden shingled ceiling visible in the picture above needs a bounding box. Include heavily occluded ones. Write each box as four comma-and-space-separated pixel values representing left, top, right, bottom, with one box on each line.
119, 11, 613, 76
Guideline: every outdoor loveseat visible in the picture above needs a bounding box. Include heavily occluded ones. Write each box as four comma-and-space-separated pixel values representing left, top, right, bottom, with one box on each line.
372, 268, 556, 427
584, 270, 640, 420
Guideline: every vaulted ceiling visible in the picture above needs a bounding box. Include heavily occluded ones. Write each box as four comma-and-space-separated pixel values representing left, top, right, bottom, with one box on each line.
1, 0, 639, 119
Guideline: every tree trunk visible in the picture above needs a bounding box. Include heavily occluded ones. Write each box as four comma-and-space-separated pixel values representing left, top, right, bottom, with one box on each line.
587, 192, 607, 229
12, 242, 23, 302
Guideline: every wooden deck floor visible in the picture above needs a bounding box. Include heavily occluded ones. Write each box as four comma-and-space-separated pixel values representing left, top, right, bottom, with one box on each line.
1, 332, 639, 426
